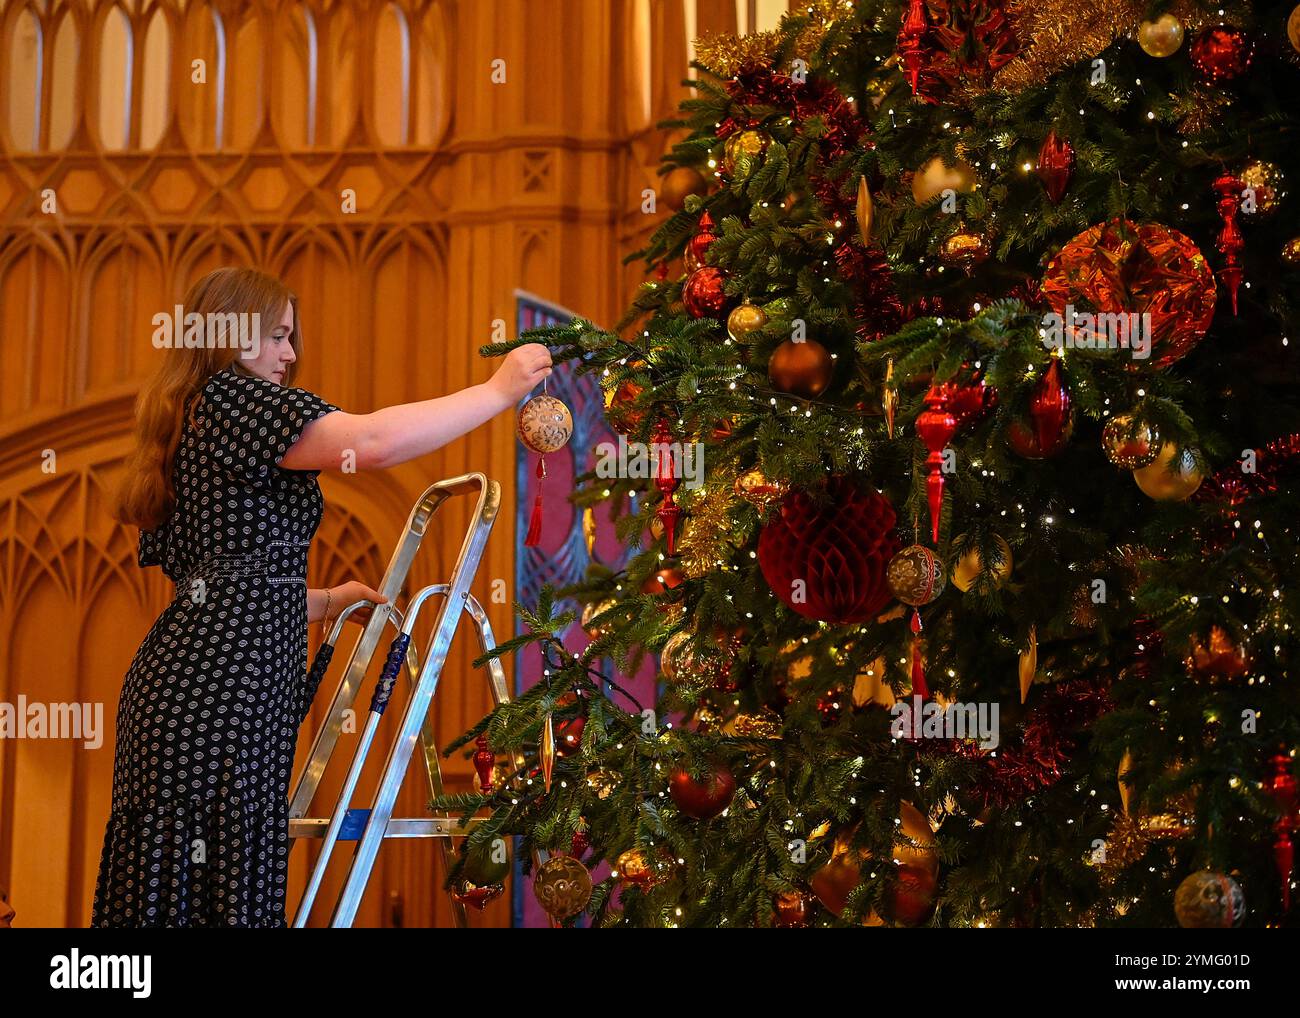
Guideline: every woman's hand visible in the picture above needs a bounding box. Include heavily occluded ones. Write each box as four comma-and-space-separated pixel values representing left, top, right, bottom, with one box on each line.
325, 581, 389, 626
488, 343, 553, 405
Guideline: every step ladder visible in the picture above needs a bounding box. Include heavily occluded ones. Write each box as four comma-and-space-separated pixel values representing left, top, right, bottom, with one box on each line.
287, 473, 516, 928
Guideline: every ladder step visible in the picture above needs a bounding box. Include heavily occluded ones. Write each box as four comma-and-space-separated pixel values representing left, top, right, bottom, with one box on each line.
289, 813, 484, 840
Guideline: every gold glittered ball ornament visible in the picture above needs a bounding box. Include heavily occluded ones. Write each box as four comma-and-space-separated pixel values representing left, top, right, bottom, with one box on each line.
723, 129, 769, 177
532, 854, 593, 920
727, 300, 768, 343
516, 394, 573, 454
1238, 160, 1286, 218
949, 534, 1013, 593
1102, 414, 1160, 469
1137, 14, 1184, 57
1283, 237, 1300, 265
912, 156, 978, 205
1132, 442, 1203, 501
886, 544, 946, 606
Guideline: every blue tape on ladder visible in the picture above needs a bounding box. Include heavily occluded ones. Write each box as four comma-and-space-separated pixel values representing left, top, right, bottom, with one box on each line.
339, 808, 371, 841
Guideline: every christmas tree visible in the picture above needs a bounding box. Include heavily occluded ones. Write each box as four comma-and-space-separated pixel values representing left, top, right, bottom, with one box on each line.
446, 0, 1300, 928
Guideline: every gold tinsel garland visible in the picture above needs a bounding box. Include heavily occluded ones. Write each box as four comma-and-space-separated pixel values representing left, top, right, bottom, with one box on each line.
692, 0, 848, 78
694, 0, 1218, 99
992, 0, 1209, 92
677, 483, 743, 578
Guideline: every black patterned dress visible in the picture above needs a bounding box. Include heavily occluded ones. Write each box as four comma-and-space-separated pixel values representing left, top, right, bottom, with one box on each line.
92, 364, 340, 927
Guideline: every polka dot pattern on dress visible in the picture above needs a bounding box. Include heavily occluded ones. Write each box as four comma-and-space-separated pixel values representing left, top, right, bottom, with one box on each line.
92, 363, 340, 928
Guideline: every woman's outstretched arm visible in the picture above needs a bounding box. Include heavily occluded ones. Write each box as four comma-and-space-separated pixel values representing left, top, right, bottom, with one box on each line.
279, 344, 551, 472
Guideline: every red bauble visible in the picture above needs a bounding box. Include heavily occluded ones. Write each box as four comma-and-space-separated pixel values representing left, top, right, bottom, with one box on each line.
1007, 359, 1071, 458
757, 476, 900, 623
555, 715, 584, 757
641, 566, 686, 594
888, 862, 938, 925
669, 762, 737, 820
1190, 25, 1253, 82
947, 374, 997, 428
1036, 130, 1074, 204
683, 266, 728, 318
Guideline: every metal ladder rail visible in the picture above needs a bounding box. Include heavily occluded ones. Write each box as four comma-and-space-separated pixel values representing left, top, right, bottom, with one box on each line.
290, 587, 518, 928
327, 475, 500, 927
288, 476, 466, 821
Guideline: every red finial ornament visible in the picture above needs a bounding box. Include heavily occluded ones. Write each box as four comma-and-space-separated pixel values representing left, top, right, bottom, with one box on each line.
1213, 173, 1245, 315
897, 0, 933, 98
916, 383, 958, 544
652, 417, 682, 554
1264, 753, 1298, 912
1031, 358, 1070, 454
685, 210, 719, 272
1036, 130, 1075, 205
473, 734, 495, 794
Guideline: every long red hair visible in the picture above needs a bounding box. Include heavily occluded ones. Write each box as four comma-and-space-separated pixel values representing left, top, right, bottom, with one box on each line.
114, 267, 303, 529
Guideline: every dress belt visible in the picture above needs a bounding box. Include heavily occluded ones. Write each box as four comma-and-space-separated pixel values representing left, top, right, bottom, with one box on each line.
172, 541, 310, 599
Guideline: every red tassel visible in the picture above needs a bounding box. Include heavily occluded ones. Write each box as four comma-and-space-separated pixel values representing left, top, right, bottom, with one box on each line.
524, 456, 545, 547
909, 609, 929, 700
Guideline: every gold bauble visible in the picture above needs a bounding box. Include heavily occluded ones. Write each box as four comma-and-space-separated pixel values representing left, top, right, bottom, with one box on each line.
1137, 14, 1184, 57
580, 597, 617, 638
911, 157, 977, 205
586, 768, 618, 799
532, 855, 593, 920
660, 165, 709, 211
516, 394, 573, 453
659, 630, 694, 682
1132, 442, 1203, 501
1102, 414, 1160, 469
1289, 5, 1300, 54
1239, 160, 1286, 218
727, 301, 768, 343
1283, 237, 1300, 265
949, 534, 1013, 593
734, 467, 788, 509
614, 848, 657, 887
939, 228, 990, 271
723, 129, 768, 176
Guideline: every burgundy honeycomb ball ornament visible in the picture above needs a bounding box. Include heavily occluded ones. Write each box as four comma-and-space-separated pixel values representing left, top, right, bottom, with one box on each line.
757, 476, 901, 624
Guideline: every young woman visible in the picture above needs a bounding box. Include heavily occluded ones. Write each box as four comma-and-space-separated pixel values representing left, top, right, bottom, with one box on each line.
92, 266, 550, 927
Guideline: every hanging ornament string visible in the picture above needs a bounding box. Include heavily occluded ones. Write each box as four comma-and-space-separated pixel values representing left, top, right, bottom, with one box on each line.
517, 375, 574, 549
